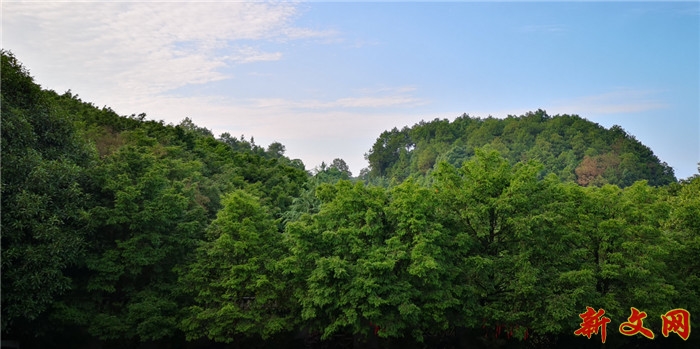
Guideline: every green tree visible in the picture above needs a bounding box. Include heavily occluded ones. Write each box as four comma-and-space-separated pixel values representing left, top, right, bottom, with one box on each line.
365, 127, 412, 177
431, 148, 569, 342
180, 190, 293, 342
553, 181, 677, 344
665, 174, 700, 320
282, 181, 391, 340
382, 180, 457, 340
267, 141, 286, 158
178, 117, 213, 137
64, 142, 207, 343
330, 158, 352, 177
1, 50, 95, 336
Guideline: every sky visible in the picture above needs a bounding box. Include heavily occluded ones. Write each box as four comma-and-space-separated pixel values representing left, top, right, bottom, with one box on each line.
2, 1, 698, 179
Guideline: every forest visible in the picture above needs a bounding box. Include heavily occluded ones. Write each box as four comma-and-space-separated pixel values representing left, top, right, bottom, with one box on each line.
2, 50, 699, 349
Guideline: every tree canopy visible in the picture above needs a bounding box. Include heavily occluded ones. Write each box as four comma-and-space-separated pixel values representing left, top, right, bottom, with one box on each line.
2, 50, 697, 349
362, 110, 676, 187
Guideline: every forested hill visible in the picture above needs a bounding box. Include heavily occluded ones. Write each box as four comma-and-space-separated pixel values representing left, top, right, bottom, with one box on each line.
1, 50, 309, 344
363, 111, 676, 187
4, 50, 700, 349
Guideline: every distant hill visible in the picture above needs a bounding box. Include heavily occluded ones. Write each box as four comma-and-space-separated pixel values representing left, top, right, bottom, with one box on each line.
363, 110, 676, 187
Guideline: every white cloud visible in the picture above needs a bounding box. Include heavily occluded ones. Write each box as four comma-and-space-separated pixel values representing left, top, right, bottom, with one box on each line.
281, 27, 338, 40
2, 2, 332, 104
226, 47, 283, 64
1, 1, 377, 172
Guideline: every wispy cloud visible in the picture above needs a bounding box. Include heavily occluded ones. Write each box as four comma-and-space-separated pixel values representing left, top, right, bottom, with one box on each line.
328, 96, 424, 108
2, 2, 334, 103
225, 47, 283, 64
550, 89, 668, 115
248, 86, 428, 110
460, 89, 668, 120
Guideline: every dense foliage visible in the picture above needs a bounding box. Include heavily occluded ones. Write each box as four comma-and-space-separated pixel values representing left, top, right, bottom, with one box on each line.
2, 51, 698, 349
362, 112, 676, 187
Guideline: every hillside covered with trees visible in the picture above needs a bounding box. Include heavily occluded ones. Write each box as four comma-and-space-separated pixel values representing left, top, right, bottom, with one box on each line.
362, 112, 676, 187
2, 51, 699, 349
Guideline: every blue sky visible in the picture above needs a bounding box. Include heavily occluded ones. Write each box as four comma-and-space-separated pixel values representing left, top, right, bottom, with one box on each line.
3, 1, 698, 179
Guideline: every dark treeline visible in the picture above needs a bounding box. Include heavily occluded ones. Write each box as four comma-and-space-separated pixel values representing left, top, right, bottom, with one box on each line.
2, 50, 698, 349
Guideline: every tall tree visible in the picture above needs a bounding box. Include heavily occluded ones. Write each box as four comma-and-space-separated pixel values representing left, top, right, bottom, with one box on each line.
282, 181, 391, 340
553, 181, 677, 345
62, 141, 207, 343
1, 50, 95, 336
664, 174, 700, 321
180, 190, 293, 342
431, 147, 569, 341
330, 158, 352, 177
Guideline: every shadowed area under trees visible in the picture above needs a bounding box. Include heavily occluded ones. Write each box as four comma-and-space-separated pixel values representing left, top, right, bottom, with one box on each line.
2, 51, 698, 349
